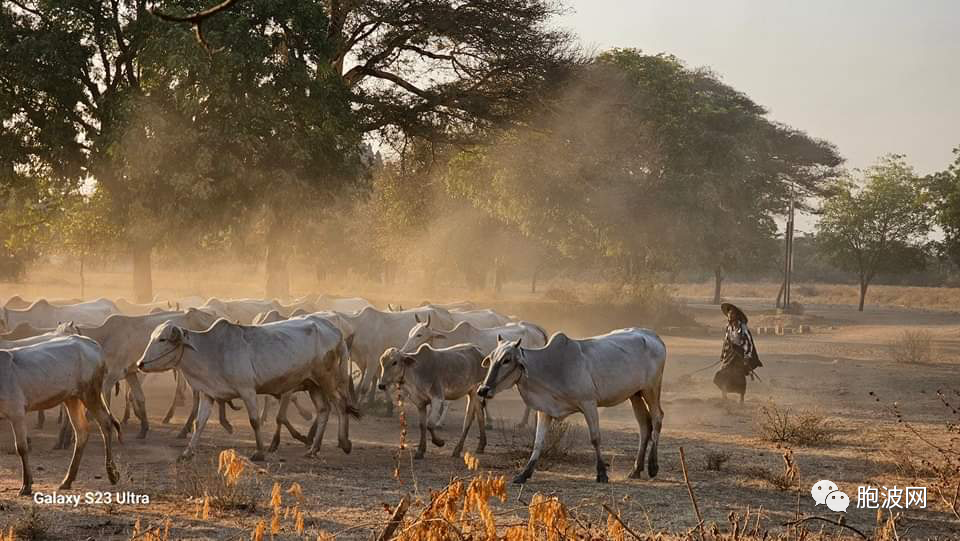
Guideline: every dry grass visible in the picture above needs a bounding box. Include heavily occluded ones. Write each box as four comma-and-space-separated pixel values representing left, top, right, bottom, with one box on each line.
503, 420, 584, 468
172, 450, 264, 514
673, 280, 960, 311
887, 329, 935, 364
755, 402, 833, 446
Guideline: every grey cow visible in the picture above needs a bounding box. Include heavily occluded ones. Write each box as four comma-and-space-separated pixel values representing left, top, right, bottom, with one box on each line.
477, 328, 666, 484
378, 344, 487, 459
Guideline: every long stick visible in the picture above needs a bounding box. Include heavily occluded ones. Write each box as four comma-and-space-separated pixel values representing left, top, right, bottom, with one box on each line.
377, 495, 410, 541
679, 447, 705, 541
602, 503, 643, 541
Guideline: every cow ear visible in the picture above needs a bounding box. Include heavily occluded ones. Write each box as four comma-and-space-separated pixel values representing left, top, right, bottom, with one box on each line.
181, 330, 197, 351
402, 355, 416, 366
170, 326, 183, 342
414, 313, 421, 323
515, 338, 522, 348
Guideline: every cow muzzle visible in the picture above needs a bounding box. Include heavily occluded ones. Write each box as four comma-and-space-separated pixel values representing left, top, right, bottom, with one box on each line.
477, 385, 493, 399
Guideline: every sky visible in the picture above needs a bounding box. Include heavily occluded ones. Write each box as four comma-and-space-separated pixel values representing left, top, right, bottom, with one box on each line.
561, 0, 960, 176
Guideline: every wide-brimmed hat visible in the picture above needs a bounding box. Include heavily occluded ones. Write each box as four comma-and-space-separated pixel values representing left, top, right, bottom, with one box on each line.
721, 302, 748, 323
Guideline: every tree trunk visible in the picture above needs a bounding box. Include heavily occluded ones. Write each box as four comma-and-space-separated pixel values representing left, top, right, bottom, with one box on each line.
858, 279, 869, 312
531, 265, 542, 294
712, 266, 723, 305
264, 218, 290, 300
79, 254, 85, 299
132, 243, 153, 303
493, 257, 504, 294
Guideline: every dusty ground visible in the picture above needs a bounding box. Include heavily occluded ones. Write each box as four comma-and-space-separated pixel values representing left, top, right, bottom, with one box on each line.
1, 272, 960, 539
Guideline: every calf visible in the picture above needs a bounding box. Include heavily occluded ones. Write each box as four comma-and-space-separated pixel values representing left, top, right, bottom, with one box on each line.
378, 344, 486, 459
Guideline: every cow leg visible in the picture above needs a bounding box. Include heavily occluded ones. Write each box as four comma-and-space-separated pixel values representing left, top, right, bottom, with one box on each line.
582, 402, 608, 483
54, 415, 74, 450
162, 371, 187, 424
628, 393, 652, 479
84, 392, 119, 486
291, 393, 315, 422
10, 414, 32, 496
451, 395, 475, 457
36, 410, 45, 430
514, 411, 552, 484
269, 394, 309, 453
475, 398, 487, 454
240, 393, 266, 461
122, 386, 133, 425
181, 393, 213, 462
305, 388, 332, 458
518, 406, 532, 428
268, 395, 287, 452
60, 398, 91, 490
435, 400, 450, 429
125, 373, 149, 439
57, 405, 64, 425
178, 391, 200, 439
739, 392, 745, 404
259, 395, 274, 426
414, 402, 429, 459
218, 401, 234, 434
642, 386, 664, 478
426, 396, 445, 448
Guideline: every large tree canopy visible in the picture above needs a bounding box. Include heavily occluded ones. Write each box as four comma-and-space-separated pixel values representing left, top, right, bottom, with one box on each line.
444, 49, 842, 296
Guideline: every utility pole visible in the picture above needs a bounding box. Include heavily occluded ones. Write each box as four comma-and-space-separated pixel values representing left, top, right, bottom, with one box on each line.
781, 192, 795, 311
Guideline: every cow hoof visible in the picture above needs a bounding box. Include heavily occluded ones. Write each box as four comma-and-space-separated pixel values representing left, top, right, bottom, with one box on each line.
628, 469, 643, 480
414, 452, 425, 460
250, 451, 265, 462
340, 440, 352, 454
57, 481, 72, 490
596, 472, 609, 483
107, 465, 120, 484
304, 451, 319, 459
176, 431, 189, 440
222, 424, 234, 435
451, 447, 463, 458
432, 438, 445, 448
136, 429, 148, 440
177, 452, 194, 463
19, 486, 32, 497
511, 475, 528, 485
475, 446, 486, 455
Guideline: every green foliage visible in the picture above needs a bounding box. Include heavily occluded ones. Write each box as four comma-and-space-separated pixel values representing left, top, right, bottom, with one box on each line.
927, 146, 960, 266
817, 154, 932, 309
445, 49, 841, 286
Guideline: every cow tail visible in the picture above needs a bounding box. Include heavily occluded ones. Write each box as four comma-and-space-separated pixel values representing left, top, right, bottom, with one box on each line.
340, 338, 362, 420
225, 400, 242, 411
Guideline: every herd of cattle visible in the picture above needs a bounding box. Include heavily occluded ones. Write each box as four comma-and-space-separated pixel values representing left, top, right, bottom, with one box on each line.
0, 294, 667, 495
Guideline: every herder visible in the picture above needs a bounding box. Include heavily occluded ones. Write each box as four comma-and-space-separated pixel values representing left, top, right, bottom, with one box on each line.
713, 302, 762, 403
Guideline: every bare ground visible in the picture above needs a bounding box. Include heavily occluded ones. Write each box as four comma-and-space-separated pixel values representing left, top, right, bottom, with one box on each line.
2, 275, 960, 539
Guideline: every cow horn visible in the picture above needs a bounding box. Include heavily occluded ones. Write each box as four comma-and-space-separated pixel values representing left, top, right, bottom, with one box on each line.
415, 314, 421, 323
516, 338, 522, 347
497, 334, 503, 342
426, 314, 431, 327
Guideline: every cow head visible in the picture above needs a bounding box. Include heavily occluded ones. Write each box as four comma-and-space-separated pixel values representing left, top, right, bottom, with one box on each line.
477, 337, 524, 399
400, 317, 438, 352
136, 322, 196, 373
378, 347, 415, 390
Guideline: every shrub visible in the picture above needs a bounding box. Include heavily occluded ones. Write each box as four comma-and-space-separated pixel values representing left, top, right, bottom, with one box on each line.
543, 287, 580, 305
505, 420, 583, 467
704, 450, 730, 471
173, 451, 263, 513
887, 330, 935, 364
755, 402, 832, 446
8, 507, 48, 540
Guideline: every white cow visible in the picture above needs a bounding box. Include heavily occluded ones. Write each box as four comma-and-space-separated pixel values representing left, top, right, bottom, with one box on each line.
136, 318, 358, 461
478, 328, 666, 484
316, 295, 373, 314
0, 336, 121, 495
1, 298, 119, 330
340, 306, 456, 412
75, 309, 219, 439
202, 298, 282, 324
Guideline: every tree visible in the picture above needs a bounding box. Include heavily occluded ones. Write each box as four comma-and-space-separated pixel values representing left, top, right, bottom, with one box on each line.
445, 50, 841, 294
817, 155, 932, 311
926, 146, 960, 267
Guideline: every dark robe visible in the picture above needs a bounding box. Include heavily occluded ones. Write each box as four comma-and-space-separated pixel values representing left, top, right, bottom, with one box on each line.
714, 320, 762, 400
